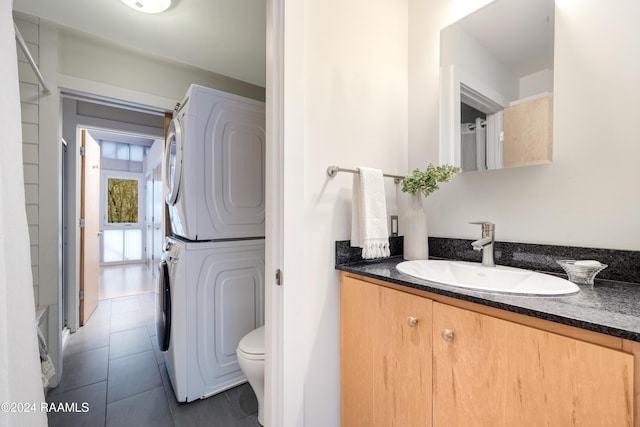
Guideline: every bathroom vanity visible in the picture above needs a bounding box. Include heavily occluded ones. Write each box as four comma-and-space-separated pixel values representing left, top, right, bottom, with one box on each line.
338, 258, 640, 427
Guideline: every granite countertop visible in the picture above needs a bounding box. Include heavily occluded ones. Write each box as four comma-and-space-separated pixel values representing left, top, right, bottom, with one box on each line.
337, 256, 640, 343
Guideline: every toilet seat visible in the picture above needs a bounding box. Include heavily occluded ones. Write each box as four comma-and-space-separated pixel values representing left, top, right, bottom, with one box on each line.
238, 326, 265, 360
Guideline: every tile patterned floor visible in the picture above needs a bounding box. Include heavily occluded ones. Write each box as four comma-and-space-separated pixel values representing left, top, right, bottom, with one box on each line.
47, 264, 260, 427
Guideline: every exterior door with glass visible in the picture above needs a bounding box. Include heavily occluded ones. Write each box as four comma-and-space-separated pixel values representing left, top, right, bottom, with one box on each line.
102, 173, 143, 264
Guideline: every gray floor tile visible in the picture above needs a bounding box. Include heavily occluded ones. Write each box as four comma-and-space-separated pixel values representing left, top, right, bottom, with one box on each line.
140, 293, 158, 337
109, 327, 152, 359
111, 309, 148, 333
146, 314, 158, 337
159, 363, 181, 411
160, 364, 240, 427
237, 414, 262, 427
171, 391, 239, 427
84, 299, 112, 324
108, 351, 162, 403
138, 292, 156, 309
50, 346, 109, 395
111, 296, 141, 314
46, 381, 107, 427
64, 325, 111, 356
80, 313, 111, 334
225, 383, 258, 418
96, 298, 113, 312
152, 337, 166, 365
106, 386, 173, 427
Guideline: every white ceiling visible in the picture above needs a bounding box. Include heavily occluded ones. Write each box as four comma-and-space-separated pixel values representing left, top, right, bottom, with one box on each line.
13, 0, 266, 87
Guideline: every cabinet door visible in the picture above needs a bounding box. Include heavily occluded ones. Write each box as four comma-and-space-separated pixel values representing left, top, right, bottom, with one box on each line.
341, 277, 432, 427
503, 95, 553, 167
433, 302, 634, 427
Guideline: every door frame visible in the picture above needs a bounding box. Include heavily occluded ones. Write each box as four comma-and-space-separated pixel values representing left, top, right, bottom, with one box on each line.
265, 0, 285, 424
60, 65, 287, 427
61, 91, 167, 332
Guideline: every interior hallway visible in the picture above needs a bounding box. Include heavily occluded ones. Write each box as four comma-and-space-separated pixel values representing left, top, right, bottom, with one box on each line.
99, 263, 156, 300
47, 263, 260, 427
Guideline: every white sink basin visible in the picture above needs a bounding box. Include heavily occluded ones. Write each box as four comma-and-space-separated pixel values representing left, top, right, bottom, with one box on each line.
396, 260, 579, 295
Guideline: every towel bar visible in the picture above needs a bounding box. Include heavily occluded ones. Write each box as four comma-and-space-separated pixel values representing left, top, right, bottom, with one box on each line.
326, 165, 404, 184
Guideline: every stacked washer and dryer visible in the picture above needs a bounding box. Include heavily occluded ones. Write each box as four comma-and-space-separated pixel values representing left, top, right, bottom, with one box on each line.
156, 84, 265, 403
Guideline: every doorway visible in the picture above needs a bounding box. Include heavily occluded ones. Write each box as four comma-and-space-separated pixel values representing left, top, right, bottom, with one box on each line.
62, 95, 166, 331
82, 128, 164, 324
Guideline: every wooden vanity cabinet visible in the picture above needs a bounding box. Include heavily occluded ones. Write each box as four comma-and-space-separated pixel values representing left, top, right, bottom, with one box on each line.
433, 302, 633, 427
340, 276, 433, 427
340, 274, 636, 427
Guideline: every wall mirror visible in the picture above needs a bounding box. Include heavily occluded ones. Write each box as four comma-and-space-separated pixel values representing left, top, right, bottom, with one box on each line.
439, 0, 555, 172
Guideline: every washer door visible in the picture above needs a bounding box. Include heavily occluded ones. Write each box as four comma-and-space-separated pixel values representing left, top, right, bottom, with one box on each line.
164, 117, 183, 206
156, 259, 171, 351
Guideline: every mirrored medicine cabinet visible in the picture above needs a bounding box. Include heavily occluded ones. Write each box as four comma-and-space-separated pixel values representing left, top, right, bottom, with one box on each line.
439, 0, 555, 172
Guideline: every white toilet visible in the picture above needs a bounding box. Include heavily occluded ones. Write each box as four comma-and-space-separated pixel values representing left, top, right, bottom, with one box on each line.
237, 326, 265, 425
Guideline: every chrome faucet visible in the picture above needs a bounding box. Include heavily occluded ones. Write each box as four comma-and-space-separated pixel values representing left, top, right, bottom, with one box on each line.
470, 221, 495, 267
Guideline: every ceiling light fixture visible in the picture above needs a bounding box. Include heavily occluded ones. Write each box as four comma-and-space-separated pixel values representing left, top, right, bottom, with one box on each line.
120, 0, 172, 14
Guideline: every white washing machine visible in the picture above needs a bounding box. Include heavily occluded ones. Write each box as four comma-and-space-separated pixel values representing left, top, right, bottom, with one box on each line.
164, 84, 266, 241
156, 236, 265, 402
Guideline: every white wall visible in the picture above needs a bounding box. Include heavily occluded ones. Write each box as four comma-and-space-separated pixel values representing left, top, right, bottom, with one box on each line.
409, 0, 454, 170
519, 69, 553, 99
145, 139, 164, 175
58, 26, 265, 104
410, 0, 640, 251
281, 0, 408, 424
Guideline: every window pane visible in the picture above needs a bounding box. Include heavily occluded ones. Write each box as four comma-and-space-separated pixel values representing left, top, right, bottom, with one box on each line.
103, 229, 123, 262
116, 143, 129, 160
124, 229, 143, 261
101, 141, 116, 159
107, 178, 139, 223
130, 145, 144, 162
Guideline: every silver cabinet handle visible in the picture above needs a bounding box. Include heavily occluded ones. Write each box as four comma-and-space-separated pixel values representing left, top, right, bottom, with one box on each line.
97, 231, 103, 237
441, 329, 455, 342
407, 316, 418, 328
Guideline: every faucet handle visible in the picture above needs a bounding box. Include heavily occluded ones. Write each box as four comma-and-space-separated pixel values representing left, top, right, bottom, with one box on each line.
469, 221, 495, 233
470, 221, 494, 227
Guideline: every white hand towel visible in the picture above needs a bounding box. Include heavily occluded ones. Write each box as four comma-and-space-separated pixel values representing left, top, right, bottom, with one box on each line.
351, 167, 391, 259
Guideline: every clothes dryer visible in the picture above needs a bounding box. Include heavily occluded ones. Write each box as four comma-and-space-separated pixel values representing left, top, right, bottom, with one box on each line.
164, 84, 265, 241
156, 236, 265, 402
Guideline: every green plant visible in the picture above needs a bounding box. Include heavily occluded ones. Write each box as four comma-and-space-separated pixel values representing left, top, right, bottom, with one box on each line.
400, 164, 460, 197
